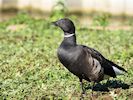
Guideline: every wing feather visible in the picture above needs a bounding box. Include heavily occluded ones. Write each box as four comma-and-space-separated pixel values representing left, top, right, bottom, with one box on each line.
82, 45, 126, 77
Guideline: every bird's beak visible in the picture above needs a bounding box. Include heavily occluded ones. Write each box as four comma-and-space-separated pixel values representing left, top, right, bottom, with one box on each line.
51, 21, 58, 26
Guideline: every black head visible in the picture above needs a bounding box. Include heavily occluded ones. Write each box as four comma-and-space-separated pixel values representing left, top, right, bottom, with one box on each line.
52, 18, 75, 34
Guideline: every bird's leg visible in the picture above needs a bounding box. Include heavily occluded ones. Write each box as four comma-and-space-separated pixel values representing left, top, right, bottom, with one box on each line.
79, 78, 85, 94
91, 82, 95, 96
79, 78, 86, 100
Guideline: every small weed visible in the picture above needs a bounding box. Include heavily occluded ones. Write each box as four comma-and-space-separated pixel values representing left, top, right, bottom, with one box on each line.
0, 14, 133, 99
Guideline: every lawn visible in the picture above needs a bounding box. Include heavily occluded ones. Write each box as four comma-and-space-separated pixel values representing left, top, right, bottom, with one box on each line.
0, 14, 133, 100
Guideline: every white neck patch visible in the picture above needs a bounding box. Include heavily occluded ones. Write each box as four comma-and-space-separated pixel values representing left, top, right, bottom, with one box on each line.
64, 33, 75, 38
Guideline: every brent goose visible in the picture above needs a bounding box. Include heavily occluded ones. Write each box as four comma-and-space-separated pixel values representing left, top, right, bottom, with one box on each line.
52, 18, 127, 94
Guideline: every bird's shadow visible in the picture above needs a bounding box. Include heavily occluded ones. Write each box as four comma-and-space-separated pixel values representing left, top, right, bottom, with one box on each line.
86, 80, 130, 92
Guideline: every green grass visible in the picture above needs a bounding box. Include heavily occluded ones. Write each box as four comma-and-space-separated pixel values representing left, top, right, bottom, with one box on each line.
0, 14, 133, 100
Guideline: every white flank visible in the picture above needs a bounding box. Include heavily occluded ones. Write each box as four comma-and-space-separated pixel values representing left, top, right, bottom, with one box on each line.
112, 66, 124, 75
92, 58, 101, 74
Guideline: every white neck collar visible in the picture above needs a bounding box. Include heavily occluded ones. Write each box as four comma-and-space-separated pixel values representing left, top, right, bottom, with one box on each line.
64, 33, 75, 38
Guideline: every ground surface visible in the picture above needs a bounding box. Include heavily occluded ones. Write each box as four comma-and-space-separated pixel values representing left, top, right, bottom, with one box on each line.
0, 14, 133, 100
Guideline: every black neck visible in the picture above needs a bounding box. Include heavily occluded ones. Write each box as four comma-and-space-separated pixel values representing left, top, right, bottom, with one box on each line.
62, 33, 76, 46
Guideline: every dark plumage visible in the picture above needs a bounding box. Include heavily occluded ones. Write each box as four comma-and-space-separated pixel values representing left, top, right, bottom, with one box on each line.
52, 18, 127, 94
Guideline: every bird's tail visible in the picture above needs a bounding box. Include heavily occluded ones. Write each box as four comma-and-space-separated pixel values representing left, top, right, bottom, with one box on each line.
106, 59, 127, 75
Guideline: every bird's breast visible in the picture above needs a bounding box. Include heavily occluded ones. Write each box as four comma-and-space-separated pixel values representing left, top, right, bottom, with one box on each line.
57, 47, 81, 69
